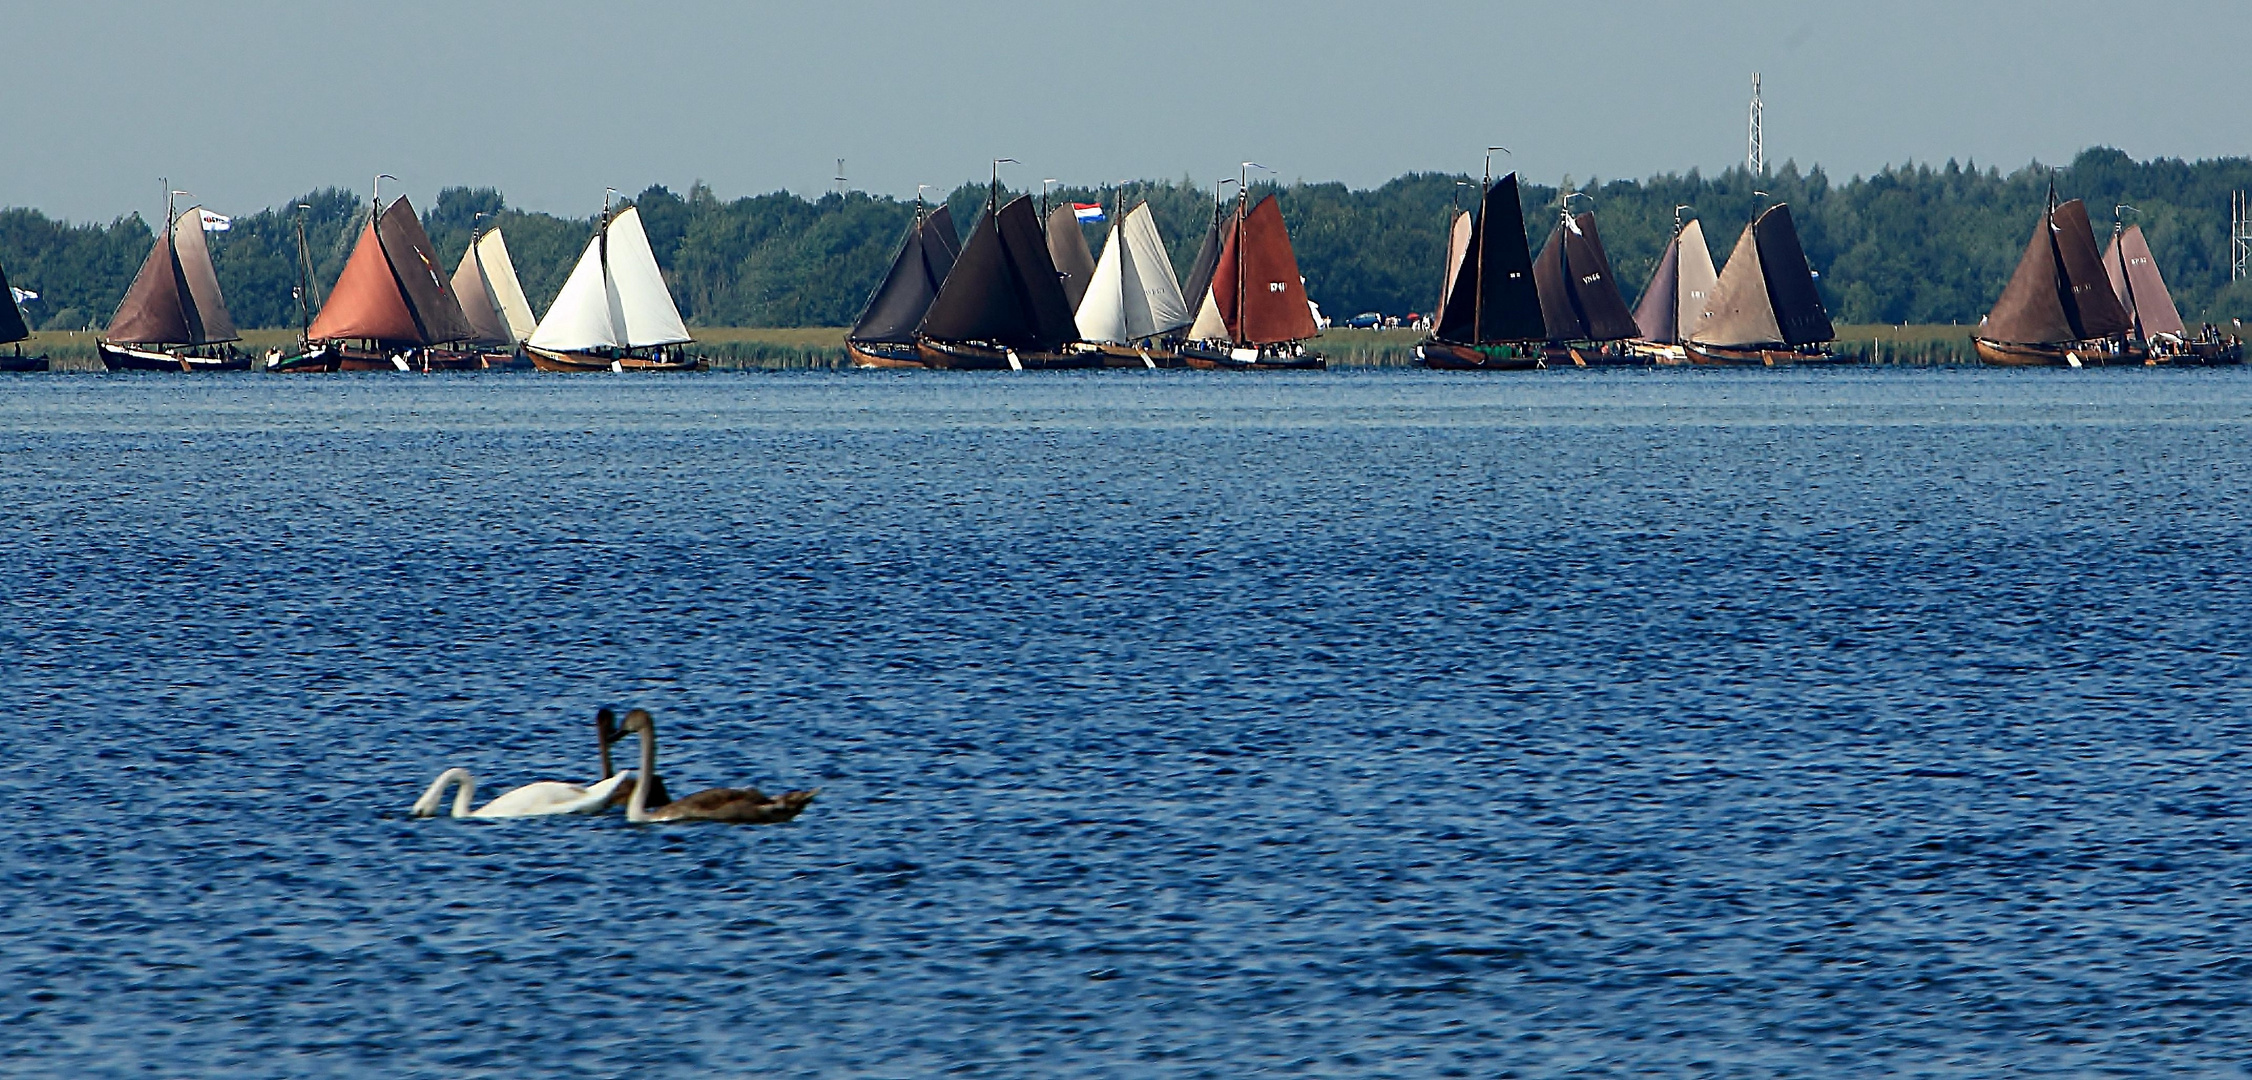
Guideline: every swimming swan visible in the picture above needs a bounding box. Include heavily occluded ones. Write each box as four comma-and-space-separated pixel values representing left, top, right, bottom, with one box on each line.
410, 707, 654, 819
619, 708, 818, 824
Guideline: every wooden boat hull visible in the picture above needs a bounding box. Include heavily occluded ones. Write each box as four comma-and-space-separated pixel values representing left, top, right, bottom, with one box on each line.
1, 351, 48, 373
527, 347, 708, 373
418, 347, 526, 372
1177, 342, 1324, 371
1624, 342, 1690, 366
2148, 338, 2243, 366
1685, 342, 1835, 366
914, 339, 1103, 370
1973, 338, 2144, 368
1543, 343, 1646, 368
847, 340, 930, 369
1415, 340, 1543, 371
1084, 342, 1183, 368
97, 342, 251, 373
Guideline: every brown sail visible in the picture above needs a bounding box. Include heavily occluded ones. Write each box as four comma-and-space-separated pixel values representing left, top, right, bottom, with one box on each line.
1207, 195, 1318, 345
1046, 203, 1098, 311
2048, 200, 2129, 340
1690, 222, 1782, 347
1535, 213, 1640, 343
307, 215, 421, 342
375, 197, 473, 344
1981, 215, 2075, 345
173, 212, 238, 343
106, 208, 237, 346
2103, 224, 2185, 339
1632, 233, 1682, 342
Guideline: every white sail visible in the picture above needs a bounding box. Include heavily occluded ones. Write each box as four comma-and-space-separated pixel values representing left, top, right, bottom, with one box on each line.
1674, 219, 1719, 341
529, 233, 618, 351
1121, 204, 1191, 338
477, 229, 539, 343
605, 207, 691, 348
1187, 287, 1227, 341
527, 206, 691, 352
1076, 224, 1131, 343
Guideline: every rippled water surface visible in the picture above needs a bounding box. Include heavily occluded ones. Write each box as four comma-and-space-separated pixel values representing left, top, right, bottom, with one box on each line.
5, 368, 2251, 1077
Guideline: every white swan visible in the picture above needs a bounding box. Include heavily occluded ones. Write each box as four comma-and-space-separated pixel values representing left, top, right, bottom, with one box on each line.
411, 767, 637, 818
411, 707, 652, 820
620, 708, 818, 824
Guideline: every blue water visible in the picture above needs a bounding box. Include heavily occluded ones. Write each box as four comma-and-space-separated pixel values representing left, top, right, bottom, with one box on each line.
4, 368, 2250, 1077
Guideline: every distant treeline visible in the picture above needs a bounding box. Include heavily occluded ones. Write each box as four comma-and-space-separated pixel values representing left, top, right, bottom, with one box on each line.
6, 147, 2250, 332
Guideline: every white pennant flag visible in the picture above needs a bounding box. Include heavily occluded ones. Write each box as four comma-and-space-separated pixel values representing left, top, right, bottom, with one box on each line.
198, 209, 231, 232
9, 287, 37, 304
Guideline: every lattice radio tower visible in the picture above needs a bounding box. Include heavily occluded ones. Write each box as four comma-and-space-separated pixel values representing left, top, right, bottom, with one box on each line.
2233, 190, 2250, 281
1748, 72, 1764, 176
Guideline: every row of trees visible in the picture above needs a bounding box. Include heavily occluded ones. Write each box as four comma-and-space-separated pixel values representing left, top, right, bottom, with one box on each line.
6, 147, 2250, 333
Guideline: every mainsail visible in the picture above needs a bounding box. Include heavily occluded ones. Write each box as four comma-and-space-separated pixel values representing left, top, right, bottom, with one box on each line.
1191, 194, 1319, 346
450, 228, 538, 347
0, 260, 28, 343
1691, 205, 1832, 349
1181, 204, 1227, 327
917, 196, 1078, 352
106, 207, 240, 346
308, 197, 471, 344
851, 205, 958, 344
1432, 173, 1544, 345
1437, 209, 1472, 316
1982, 196, 2132, 345
1075, 202, 1192, 344
1046, 204, 1099, 311
2103, 224, 2185, 339
529, 206, 693, 352
1631, 232, 1681, 342
1533, 211, 1640, 342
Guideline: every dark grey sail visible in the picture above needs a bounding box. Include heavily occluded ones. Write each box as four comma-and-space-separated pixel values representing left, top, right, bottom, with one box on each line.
373, 196, 474, 344
1533, 213, 1638, 342
2048, 199, 2130, 340
1632, 233, 1681, 342
1181, 204, 1227, 318
918, 196, 1077, 352
1434, 172, 1544, 344
1, 261, 31, 343
851, 206, 962, 344
1046, 203, 1098, 311
1751, 205, 1833, 347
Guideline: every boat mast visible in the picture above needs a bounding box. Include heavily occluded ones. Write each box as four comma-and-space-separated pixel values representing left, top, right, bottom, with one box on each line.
1672, 204, 1692, 311
2114, 203, 2142, 345
1236, 162, 1268, 346
293, 203, 314, 340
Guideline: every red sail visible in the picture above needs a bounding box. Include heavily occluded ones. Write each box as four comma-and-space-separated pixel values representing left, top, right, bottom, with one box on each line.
307, 217, 420, 343
1207, 195, 1318, 345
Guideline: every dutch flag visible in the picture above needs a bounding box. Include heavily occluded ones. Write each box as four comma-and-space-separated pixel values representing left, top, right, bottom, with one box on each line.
1072, 203, 1105, 224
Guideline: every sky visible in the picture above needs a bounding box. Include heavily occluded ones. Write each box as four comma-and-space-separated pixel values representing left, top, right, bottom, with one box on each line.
6, 0, 2249, 224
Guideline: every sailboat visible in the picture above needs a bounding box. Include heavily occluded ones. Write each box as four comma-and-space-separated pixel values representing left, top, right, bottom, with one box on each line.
1073, 197, 1194, 367
1625, 215, 1718, 364
1, 258, 45, 372
847, 199, 958, 368
2103, 221, 2241, 365
1973, 187, 2133, 367
1415, 169, 1545, 370
1046, 202, 1100, 312
270, 187, 475, 372
914, 184, 1095, 370
431, 222, 539, 370
526, 197, 703, 372
1684, 203, 1835, 365
1531, 202, 1641, 366
1179, 190, 1323, 370
98, 194, 247, 372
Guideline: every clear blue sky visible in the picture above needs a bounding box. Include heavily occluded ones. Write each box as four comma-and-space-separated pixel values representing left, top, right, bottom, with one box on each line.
7, 0, 2247, 223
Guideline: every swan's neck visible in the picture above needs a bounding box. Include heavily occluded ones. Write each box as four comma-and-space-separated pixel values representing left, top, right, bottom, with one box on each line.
452, 772, 475, 817
626, 723, 660, 823
412, 768, 476, 818
599, 734, 615, 779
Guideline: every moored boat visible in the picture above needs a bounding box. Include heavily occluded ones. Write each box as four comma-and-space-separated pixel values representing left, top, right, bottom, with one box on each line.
1074, 195, 1194, 368
98, 192, 247, 372
846, 200, 958, 369
1684, 203, 1836, 365
1624, 214, 1719, 365
913, 178, 1093, 370
1533, 199, 1642, 366
526, 197, 705, 373
2, 259, 48, 372
1415, 164, 1545, 371
1973, 186, 2134, 368
1178, 185, 1324, 371
269, 185, 476, 372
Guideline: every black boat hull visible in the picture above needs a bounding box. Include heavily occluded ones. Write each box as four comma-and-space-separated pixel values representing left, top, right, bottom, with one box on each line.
98, 342, 251, 372
1415, 340, 1543, 371
915, 338, 1102, 370
1178, 342, 1324, 371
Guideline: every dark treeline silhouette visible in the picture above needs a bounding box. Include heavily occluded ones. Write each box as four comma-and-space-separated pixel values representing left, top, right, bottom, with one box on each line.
5, 147, 2249, 332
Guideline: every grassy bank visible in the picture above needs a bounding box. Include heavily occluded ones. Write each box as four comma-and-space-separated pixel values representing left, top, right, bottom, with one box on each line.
20, 324, 1985, 372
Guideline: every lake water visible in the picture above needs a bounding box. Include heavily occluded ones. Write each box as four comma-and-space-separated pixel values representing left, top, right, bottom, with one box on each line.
4, 367, 2250, 1077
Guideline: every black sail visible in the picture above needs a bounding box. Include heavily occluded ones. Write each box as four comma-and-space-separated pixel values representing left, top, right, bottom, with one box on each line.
851, 207, 960, 344
0, 260, 28, 343
1435, 173, 1544, 344
1533, 223, 1581, 340
926, 204, 960, 260
1750, 205, 1833, 347
1632, 234, 1682, 343
918, 196, 1077, 352
1564, 213, 1640, 341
